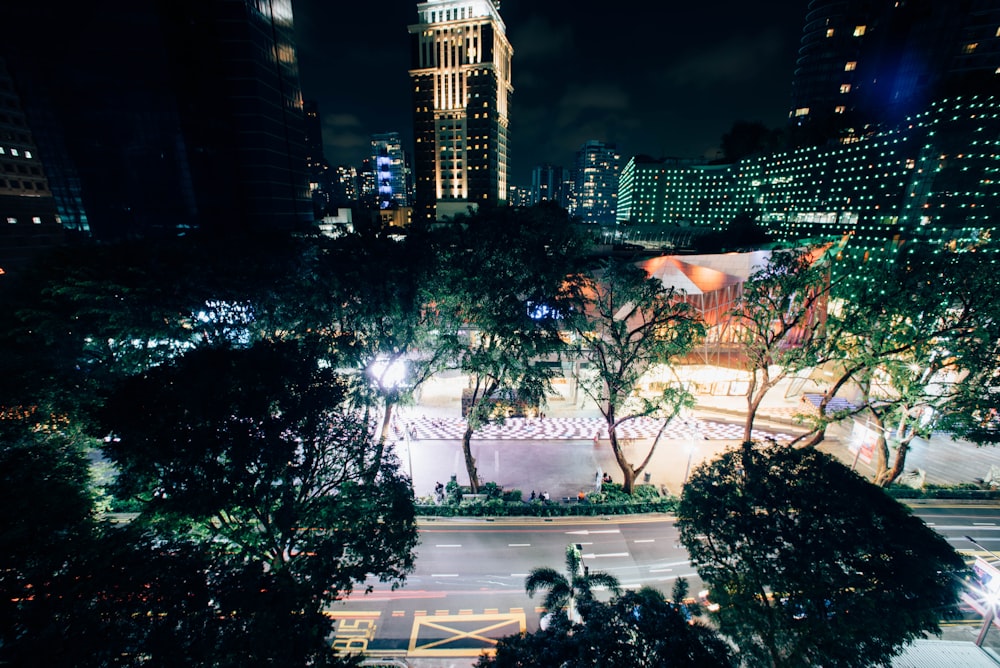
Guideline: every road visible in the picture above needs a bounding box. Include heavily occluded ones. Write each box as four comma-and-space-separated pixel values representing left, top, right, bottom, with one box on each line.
330, 502, 1000, 665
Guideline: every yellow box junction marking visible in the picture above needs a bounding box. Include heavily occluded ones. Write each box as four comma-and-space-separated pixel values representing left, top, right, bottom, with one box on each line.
408, 612, 526, 657
325, 611, 382, 653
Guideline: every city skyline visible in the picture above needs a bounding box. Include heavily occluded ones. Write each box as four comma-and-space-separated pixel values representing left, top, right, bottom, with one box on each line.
290, 0, 807, 187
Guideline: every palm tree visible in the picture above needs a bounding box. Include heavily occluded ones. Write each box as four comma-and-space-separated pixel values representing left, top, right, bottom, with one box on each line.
524, 544, 621, 624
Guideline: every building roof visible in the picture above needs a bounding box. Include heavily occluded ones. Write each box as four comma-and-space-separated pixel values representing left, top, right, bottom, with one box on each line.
640, 255, 744, 296
891, 640, 1000, 668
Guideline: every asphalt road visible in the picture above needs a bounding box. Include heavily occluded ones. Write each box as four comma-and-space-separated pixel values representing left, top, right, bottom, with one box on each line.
331, 502, 1000, 666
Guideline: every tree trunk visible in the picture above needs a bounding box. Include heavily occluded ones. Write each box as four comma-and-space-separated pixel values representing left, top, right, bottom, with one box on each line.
874, 439, 910, 487
744, 393, 765, 443
608, 428, 636, 494
462, 423, 480, 493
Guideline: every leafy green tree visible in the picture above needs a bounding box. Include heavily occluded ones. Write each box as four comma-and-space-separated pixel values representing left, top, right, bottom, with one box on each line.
477, 585, 733, 668
315, 232, 447, 474
569, 258, 704, 493
789, 242, 1000, 486
525, 544, 620, 624
678, 440, 965, 668
98, 341, 418, 661
427, 204, 584, 492
731, 246, 833, 442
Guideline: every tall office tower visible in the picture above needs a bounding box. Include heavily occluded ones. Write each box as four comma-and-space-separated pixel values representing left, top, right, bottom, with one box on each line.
1, 0, 311, 240
333, 165, 359, 206
574, 141, 620, 225
304, 100, 334, 219
790, 0, 1000, 147
371, 132, 410, 209
0, 56, 63, 284
408, 0, 513, 223
530, 164, 572, 209
358, 158, 379, 209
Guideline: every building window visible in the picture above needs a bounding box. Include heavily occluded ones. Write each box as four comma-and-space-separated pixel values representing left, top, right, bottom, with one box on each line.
835, 105, 846, 114
10, 148, 17, 157
794, 107, 810, 117
826, 28, 835, 38
854, 25, 866, 37
845, 61, 857, 71
840, 84, 852, 94
32, 216, 41, 224
6, 217, 16, 224
963, 42, 979, 54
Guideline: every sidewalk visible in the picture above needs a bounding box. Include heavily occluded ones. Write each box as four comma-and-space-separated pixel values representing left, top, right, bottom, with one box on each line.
395, 376, 1000, 500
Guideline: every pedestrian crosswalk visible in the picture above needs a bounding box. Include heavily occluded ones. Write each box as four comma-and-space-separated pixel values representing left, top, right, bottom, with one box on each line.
394, 415, 792, 443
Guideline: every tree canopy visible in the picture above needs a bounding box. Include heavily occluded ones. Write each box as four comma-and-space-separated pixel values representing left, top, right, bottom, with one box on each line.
677, 440, 965, 668
569, 258, 704, 492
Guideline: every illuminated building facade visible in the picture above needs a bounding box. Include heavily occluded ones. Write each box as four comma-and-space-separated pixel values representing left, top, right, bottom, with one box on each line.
1, 0, 311, 240
0, 56, 62, 283
618, 95, 1000, 267
408, 0, 513, 223
371, 132, 410, 209
574, 141, 620, 224
305, 100, 334, 219
790, 0, 1000, 146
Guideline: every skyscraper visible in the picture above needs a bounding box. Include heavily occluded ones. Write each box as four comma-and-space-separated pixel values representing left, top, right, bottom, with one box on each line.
789, 0, 1000, 146
1, 0, 312, 240
305, 100, 334, 219
0, 56, 62, 283
408, 0, 513, 223
530, 164, 572, 210
574, 141, 620, 225
371, 132, 410, 209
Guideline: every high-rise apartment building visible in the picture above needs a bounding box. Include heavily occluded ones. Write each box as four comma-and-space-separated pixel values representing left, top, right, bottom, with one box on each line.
1, 0, 312, 240
790, 0, 1000, 146
408, 0, 513, 223
371, 132, 410, 209
305, 100, 334, 219
530, 164, 572, 210
574, 141, 620, 225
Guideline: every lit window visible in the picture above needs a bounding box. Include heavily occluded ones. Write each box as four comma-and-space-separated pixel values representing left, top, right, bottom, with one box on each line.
0, 147, 4, 154
845, 61, 857, 71
840, 84, 851, 94
826, 28, 835, 38
31, 216, 41, 224
10, 148, 18, 157
6, 217, 16, 224
963, 42, 979, 54
835, 105, 846, 114
854, 25, 866, 37
794, 107, 810, 117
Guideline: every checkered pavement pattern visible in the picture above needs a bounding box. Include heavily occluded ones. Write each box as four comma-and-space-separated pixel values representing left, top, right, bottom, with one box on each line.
394, 416, 792, 442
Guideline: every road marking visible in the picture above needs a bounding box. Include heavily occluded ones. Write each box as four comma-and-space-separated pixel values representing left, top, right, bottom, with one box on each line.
649, 568, 673, 573
566, 529, 621, 535
651, 560, 691, 568
633, 539, 655, 543
974, 522, 997, 526
511, 573, 528, 577
432, 573, 459, 577
409, 612, 526, 657
583, 552, 629, 559
436, 544, 463, 547
508, 543, 531, 547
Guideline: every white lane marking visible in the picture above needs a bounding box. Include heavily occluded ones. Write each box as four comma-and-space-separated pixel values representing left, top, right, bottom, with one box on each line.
432, 574, 459, 577
511, 573, 528, 577
583, 552, 630, 559
633, 539, 655, 543
508, 543, 531, 547
649, 568, 673, 573
436, 544, 462, 547
566, 529, 621, 535
974, 522, 997, 526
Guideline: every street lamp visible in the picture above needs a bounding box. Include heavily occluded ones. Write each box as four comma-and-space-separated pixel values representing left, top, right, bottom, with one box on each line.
965, 536, 1000, 647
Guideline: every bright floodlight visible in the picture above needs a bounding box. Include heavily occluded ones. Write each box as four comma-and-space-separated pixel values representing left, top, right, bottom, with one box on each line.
369, 357, 407, 388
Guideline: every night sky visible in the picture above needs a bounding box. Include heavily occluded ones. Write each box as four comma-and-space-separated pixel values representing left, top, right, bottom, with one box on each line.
290, 0, 809, 188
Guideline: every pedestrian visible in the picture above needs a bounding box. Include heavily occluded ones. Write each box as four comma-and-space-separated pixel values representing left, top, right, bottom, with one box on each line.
542, 490, 550, 502
530, 490, 536, 501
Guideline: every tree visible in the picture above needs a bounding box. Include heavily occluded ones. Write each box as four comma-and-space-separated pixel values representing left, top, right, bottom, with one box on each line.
677, 440, 965, 668
525, 544, 621, 624
477, 585, 733, 668
427, 204, 584, 492
731, 246, 833, 442
788, 242, 1000, 486
316, 231, 447, 476
569, 258, 704, 493
99, 341, 418, 662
